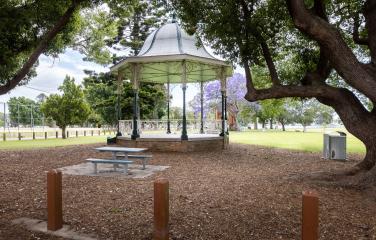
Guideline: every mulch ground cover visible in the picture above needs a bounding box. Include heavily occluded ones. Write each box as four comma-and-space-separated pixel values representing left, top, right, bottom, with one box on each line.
0, 143, 375, 240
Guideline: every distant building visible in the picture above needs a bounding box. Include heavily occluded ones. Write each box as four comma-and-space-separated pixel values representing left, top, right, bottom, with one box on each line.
215, 103, 237, 130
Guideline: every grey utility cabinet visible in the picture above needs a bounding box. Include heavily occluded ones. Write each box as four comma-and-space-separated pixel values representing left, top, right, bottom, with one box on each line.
323, 132, 347, 160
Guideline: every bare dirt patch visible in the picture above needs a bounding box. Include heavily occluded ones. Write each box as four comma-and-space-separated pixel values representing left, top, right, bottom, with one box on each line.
0, 143, 375, 239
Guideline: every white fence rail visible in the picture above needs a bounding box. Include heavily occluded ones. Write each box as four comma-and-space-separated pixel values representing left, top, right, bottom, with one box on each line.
0, 128, 116, 141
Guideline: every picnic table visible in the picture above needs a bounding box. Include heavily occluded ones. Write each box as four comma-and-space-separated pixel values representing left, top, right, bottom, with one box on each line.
95, 146, 147, 159
86, 146, 151, 174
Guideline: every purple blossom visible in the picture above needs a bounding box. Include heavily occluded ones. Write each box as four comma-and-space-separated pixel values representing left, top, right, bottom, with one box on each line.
190, 73, 251, 120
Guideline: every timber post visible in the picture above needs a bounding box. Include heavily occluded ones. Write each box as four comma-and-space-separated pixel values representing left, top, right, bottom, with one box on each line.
302, 191, 319, 240
154, 178, 169, 240
47, 169, 63, 231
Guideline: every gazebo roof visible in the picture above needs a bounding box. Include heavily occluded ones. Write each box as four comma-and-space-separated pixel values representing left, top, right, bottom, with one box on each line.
110, 22, 233, 84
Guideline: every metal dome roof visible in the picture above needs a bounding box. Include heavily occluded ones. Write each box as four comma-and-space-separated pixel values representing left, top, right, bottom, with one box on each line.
137, 22, 216, 59
110, 22, 232, 84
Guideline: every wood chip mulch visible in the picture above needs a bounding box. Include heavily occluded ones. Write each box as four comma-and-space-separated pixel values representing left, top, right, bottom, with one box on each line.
0, 143, 375, 240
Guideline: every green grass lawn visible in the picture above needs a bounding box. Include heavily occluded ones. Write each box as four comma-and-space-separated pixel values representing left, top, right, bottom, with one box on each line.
0, 130, 366, 154
230, 130, 366, 154
0, 136, 108, 150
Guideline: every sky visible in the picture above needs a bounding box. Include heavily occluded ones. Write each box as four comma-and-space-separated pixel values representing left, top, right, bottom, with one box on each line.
0, 48, 243, 109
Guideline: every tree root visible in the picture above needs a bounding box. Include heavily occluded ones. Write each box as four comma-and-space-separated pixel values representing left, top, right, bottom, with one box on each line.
291, 167, 376, 189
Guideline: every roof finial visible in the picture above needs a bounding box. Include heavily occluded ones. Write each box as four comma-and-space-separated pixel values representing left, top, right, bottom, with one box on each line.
172, 13, 177, 23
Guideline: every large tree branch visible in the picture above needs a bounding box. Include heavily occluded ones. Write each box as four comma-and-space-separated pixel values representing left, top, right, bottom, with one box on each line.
286, 0, 376, 102
245, 84, 373, 138
364, 0, 376, 62
0, 0, 83, 95
245, 84, 336, 101
301, 45, 332, 86
353, 14, 369, 46
243, 59, 255, 92
259, 39, 280, 86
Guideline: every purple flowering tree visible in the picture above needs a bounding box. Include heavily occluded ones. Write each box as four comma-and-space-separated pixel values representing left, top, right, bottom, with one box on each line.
189, 94, 210, 119
190, 73, 250, 130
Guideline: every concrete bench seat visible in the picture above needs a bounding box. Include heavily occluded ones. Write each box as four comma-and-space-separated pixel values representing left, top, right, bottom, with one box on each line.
116, 154, 152, 170
86, 158, 133, 174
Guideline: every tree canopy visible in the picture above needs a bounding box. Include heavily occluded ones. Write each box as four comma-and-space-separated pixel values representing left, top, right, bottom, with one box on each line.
172, 0, 376, 181
41, 76, 91, 138
83, 72, 167, 125
7, 97, 43, 127
0, 0, 136, 94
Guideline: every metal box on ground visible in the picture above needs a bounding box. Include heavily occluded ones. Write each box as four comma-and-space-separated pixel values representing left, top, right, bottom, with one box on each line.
323, 131, 347, 160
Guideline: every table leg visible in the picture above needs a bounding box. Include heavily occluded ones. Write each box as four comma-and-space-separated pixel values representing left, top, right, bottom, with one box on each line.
142, 160, 146, 170
123, 154, 129, 172
94, 163, 97, 174
112, 152, 119, 171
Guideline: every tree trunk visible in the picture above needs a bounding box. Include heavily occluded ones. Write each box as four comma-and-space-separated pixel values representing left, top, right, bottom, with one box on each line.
303, 125, 306, 132
262, 121, 265, 129
61, 126, 66, 139
281, 121, 286, 131
269, 119, 273, 129
316, 88, 376, 179
254, 120, 258, 130
357, 143, 376, 172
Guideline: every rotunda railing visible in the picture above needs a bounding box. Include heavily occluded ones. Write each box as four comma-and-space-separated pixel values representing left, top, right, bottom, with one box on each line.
119, 119, 222, 136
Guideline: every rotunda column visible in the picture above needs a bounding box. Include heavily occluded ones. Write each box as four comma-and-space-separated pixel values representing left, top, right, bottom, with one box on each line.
116, 71, 124, 136
200, 64, 204, 134
166, 64, 171, 134
219, 67, 226, 137
181, 60, 188, 140
200, 80, 204, 134
131, 63, 140, 140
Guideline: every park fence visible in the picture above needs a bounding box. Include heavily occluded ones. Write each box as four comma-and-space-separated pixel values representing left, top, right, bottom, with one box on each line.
0, 128, 117, 141
0, 101, 118, 141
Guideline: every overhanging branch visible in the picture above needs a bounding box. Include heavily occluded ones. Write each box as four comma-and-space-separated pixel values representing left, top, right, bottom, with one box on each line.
287, 0, 376, 103
353, 15, 369, 46
0, 0, 83, 95
244, 84, 337, 101
259, 39, 280, 86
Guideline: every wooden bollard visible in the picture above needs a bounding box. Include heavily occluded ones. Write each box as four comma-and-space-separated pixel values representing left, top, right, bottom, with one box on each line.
84, 130, 86, 136
91, 130, 94, 136
66, 131, 69, 138
76, 130, 78, 138
33, 132, 36, 140
18, 132, 21, 140
302, 191, 319, 240
45, 132, 48, 139
154, 178, 169, 240
2, 133, 6, 141
47, 170, 63, 231
56, 131, 58, 138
